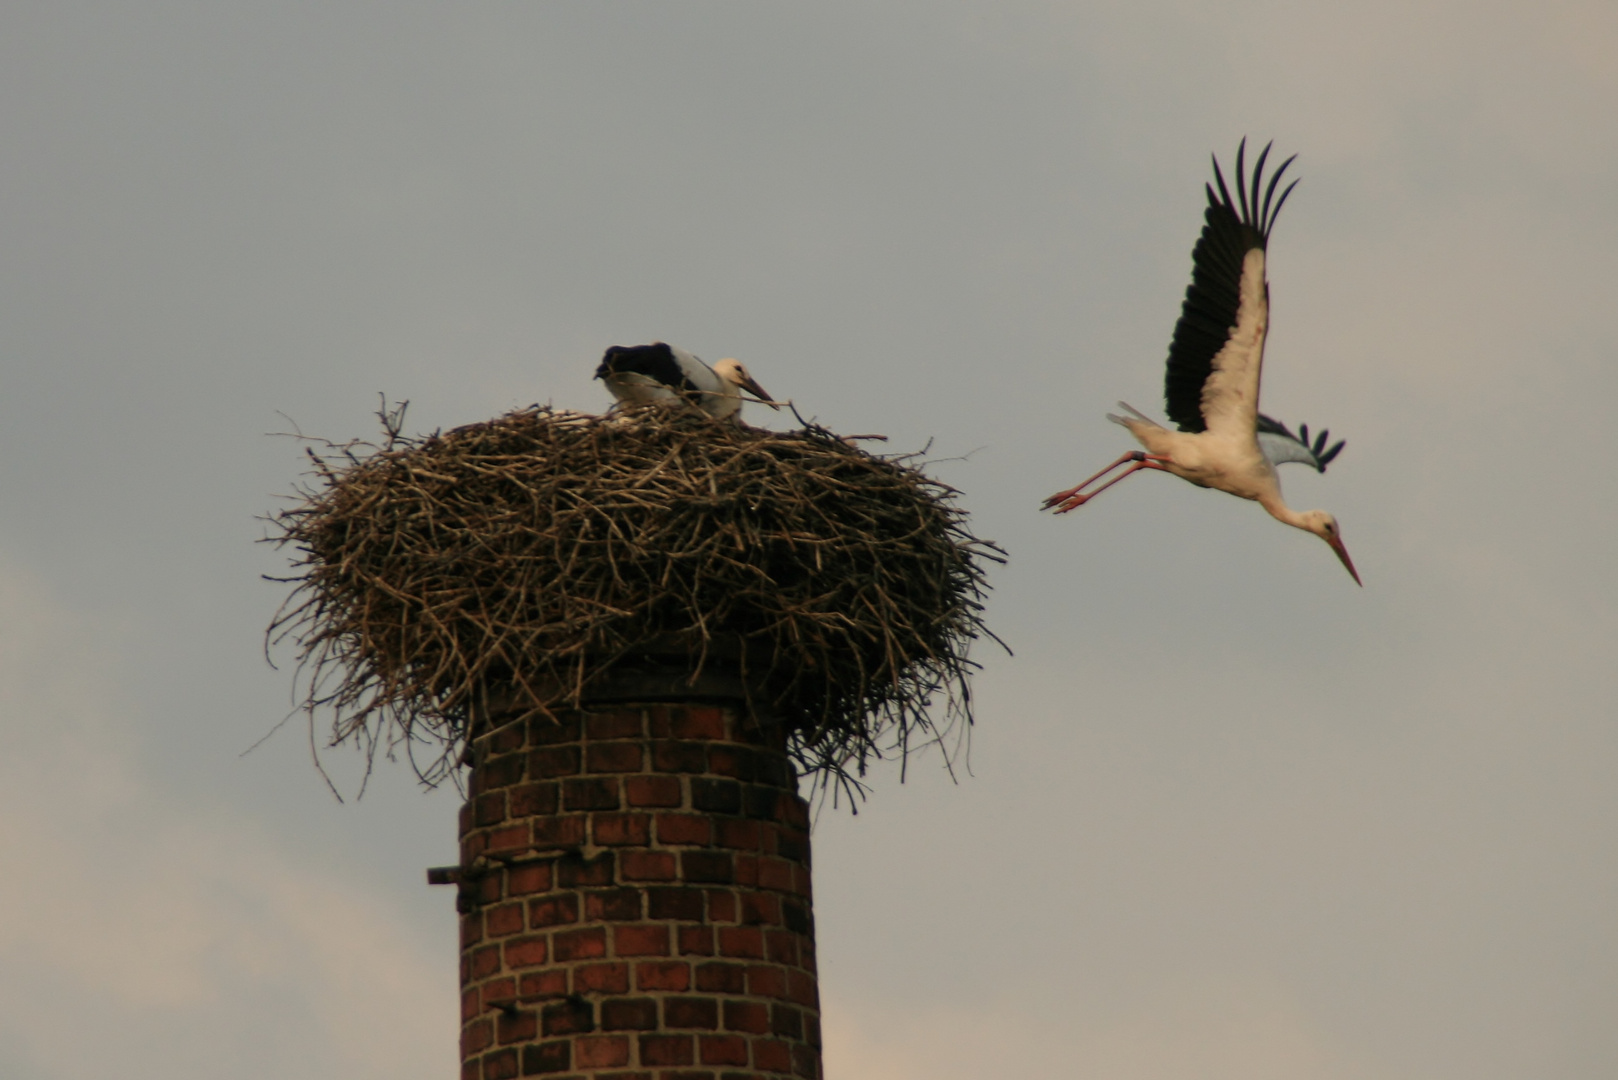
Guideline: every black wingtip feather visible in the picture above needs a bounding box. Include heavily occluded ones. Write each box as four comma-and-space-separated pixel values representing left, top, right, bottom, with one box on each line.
1234, 137, 1250, 226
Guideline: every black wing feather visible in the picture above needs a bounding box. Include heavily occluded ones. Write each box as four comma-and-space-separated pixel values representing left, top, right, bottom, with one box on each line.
1163, 139, 1297, 433
1256, 412, 1347, 472
595, 342, 700, 395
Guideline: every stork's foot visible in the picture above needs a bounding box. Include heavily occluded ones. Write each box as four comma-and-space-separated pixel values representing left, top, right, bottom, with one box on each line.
1041, 451, 1168, 512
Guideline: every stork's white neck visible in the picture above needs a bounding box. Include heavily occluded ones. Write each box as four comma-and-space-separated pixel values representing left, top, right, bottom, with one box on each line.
1258, 491, 1311, 533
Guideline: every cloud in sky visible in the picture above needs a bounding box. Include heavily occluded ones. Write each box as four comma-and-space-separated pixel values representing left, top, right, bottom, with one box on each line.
0, 3, 1614, 1078
0, 560, 454, 1080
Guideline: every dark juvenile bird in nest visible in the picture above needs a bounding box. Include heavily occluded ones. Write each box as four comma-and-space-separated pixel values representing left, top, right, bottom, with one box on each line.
595, 342, 779, 421
1041, 138, 1360, 585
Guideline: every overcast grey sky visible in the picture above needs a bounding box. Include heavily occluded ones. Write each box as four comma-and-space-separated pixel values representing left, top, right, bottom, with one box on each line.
2, 3, 1615, 1078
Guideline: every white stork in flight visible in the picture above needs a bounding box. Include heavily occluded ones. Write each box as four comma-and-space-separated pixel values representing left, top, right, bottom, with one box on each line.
595, 342, 779, 421
1042, 140, 1361, 585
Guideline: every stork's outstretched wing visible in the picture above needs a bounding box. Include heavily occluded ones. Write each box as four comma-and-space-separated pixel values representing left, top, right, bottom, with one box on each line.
1163, 140, 1298, 437
1255, 413, 1346, 472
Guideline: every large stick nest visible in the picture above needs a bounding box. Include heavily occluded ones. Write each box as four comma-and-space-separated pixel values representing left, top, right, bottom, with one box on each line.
266, 403, 1005, 794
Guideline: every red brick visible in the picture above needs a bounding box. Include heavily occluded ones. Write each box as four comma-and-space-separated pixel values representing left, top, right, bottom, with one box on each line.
471, 945, 502, 979
639, 1034, 695, 1067
787, 970, 818, 1007
461, 1059, 479, 1080
647, 887, 705, 921
693, 961, 746, 994
670, 705, 725, 739
510, 782, 559, 818
765, 929, 798, 965
723, 1000, 769, 1034
576, 1034, 631, 1068
758, 858, 796, 892
771, 1003, 803, 1039
475, 791, 508, 826
586, 709, 645, 739
489, 719, 528, 754
481, 1046, 518, 1079
486, 902, 524, 937
792, 1041, 818, 1077
752, 1039, 792, 1072
573, 962, 630, 994
781, 901, 810, 935
600, 997, 659, 1030
563, 776, 621, 811
462, 913, 485, 949
527, 715, 581, 745
459, 800, 475, 837
476, 874, 504, 907
553, 927, 607, 962
557, 853, 616, 887
782, 797, 810, 830
496, 1009, 537, 1044
594, 813, 651, 846
656, 813, 712, 845
698, 1034, 748, 1066
739, 892, 781, 926
664, 996, 719, 1030
462, 987, 481, 1022
635, 960, 691, 991
461, 1018, 494, 1056
520, 1039, 571, 1075
614, 924, 670, 957
587, 741, 644, 773
718, 927, 765, 959
529, 893, 579, 928
742, 784, 782, 821
747, 964, 787, 999
462, 831, 489, 862
585, 888, 643, 921
507, 862, 552, 897
714, 818, 761, 850
678, 926, 715, 955
518, 969, 567, 1000
480, 976, 516, 1007
704, 745, 756, 780
485, 824, 529, 853
733, 855, 758, 887
503, 935, 547, 968
532, 814, 586, 850
707, 890, 737, 923
653, 741, 708, 773
620, 851, 677, 881
529, 746, 582, 779
682, 851, 734, 884
542, 996, 595, 1035
626, 775, 683, 807
772, 825, 808, 862
691, 778, 743, 814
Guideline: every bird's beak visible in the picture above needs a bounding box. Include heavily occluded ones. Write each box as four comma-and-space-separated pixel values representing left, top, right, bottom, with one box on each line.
1327, 536, 1362, 586
739, 375, 780, 410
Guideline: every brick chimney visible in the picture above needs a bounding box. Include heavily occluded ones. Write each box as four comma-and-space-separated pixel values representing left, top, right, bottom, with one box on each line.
452, 688, 820, 1080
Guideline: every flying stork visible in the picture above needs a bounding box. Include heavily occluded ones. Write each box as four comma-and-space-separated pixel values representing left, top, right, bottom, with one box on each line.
595, 342, 779, 420
1041, 140, 1361, 585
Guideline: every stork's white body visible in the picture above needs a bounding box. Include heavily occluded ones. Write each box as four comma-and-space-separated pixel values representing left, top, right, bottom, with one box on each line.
1043, 141, 1360, 584
595, 342, 777, 421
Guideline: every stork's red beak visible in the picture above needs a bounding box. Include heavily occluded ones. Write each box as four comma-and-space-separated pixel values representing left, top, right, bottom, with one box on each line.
1328, 536, 1362, 586
740, 375, 780, 410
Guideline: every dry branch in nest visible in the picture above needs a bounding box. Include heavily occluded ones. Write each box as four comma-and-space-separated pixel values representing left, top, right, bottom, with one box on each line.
265, 402, 1005, 798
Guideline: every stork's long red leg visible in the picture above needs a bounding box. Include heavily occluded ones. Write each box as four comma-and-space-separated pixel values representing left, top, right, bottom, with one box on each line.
1042, 451, 1169, 513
